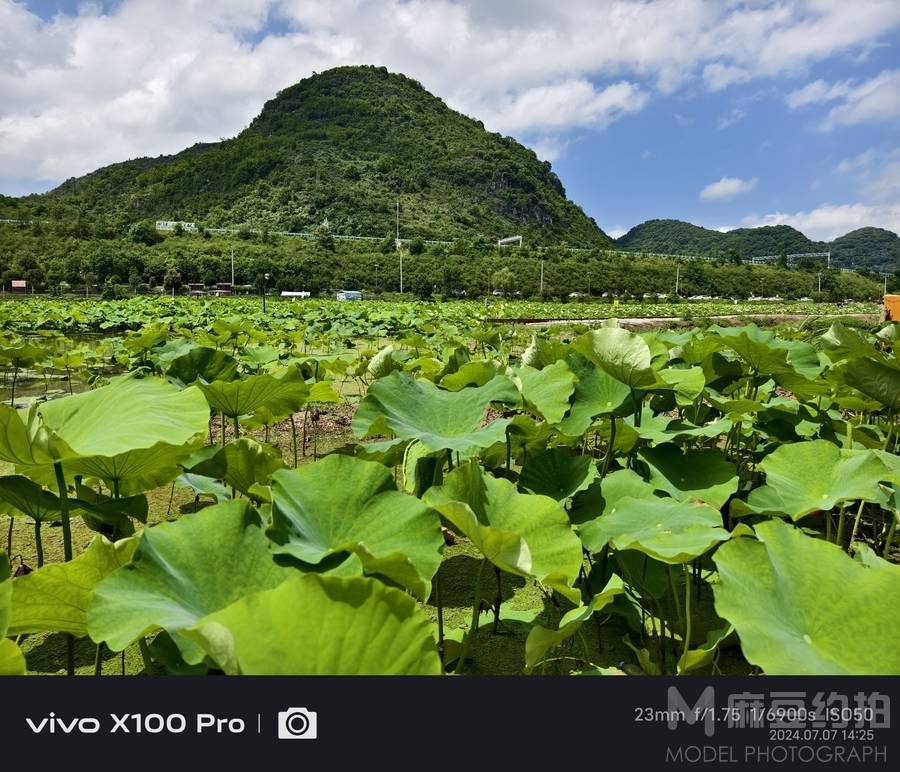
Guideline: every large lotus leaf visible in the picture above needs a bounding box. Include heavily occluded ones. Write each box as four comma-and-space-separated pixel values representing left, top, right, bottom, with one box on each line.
166, 347, 239, 385
521, 335, 570, 369
0, 405, 53, 466
0, 475, 61, 521
440, 360, 503, 391
652, 366, 706, 406
0, 638, 24, 675
197, 367, 310, 418
0, 552, 24, 675
190, 438, 284, 498
71, 483, 148, 529
0, 550, 10, 635
710, 324, 791, 375
738, 441, 893, 520
820, 322, 879, 362
186, 574, 442, 675
632, 411, 732, 446
7, 536, 138, 637
352, 371, 519, 455
366, 345, 399, 379
524, 575, 625, 671
572, 327, 656, 389
88, 500, 295, 662
268, 455, 442, 599
571, 468, 656, 528
556, 355, 630, 436
581, 496, 729, 564
713, 519, 900, 674
513, 360, 576, 424
38, 375, 210, 459
424, 462, 582, 601
60, 437, 206, 497
837, 358, 900, 412
519, 448, 597, 501
639, 444, 738, 509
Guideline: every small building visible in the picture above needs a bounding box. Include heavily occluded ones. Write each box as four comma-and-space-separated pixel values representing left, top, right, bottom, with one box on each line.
281, 291, 311, 299
336, 290, 362, 301
215, 282, 233, 296
187, 283, 205, 297
10, 279, 26, 293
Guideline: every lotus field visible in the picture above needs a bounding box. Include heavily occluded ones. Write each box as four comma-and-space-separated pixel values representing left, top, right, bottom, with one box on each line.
0, 297, 898, 676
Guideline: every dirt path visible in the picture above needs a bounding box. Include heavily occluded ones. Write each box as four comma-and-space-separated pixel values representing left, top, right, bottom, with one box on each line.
485, 312, 879, 330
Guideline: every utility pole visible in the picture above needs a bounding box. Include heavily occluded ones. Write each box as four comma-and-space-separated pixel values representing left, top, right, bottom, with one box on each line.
539, 259, 544, 296
675, 265, 680, 297
231, 246, 235, 287
262, 272, 269, 313
375, 263, 380, 293
817, 272, 822, 294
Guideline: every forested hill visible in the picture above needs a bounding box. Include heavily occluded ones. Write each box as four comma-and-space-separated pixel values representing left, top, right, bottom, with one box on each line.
0, 65, 608, 247
615, 219, 900, 272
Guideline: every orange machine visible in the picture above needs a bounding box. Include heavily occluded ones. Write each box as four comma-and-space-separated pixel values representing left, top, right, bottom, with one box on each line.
885, 294, 900, 321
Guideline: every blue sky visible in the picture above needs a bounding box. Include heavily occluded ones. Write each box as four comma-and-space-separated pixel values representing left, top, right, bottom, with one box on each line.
2, 0, 899, 240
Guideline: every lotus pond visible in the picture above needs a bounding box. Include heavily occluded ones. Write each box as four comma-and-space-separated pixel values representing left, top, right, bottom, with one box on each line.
0, 297, 898, 676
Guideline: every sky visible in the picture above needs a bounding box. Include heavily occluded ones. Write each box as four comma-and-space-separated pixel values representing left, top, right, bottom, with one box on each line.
1, 0, 899, 241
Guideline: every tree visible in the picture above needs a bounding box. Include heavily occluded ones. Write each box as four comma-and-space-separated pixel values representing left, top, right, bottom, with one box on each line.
408, 237, 425, 255
128, 221, 162, 246
163, 265, 183, 293
315, 225, 335, 251
491, 266, 516, 294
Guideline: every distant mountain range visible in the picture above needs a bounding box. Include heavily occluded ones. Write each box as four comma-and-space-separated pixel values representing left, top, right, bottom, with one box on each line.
0, 65, 897, 272
615, 220, 900, 273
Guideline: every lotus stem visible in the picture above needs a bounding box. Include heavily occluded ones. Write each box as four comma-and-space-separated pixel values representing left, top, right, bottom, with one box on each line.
137, 637, 154, 674
848, 500, 866, 549
601, 416, 616, 478
434, 569, 444, 664
94, 642, 104, 676
680, 563, 692, 673
220, 412, 226, 448
883, 413, 895, 452
883, 520, 897, 558
233, 415, 240, 440
668, 565, 683, 631
458, 558, 487, 673
5, 516, 12, 556
835, 504, 847, 545
34, 520, 43, 568
9, 365, 18, 407
505, 426, 511, 472
52, 461, 75, 676
290, 414, 298, 467
632, 390, 642, 427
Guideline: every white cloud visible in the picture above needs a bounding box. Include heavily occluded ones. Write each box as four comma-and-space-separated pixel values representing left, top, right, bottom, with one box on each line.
2, 0, 900, 191
702, 63, 750, 91
787, 69, 900, 127
478, 80, 648, 134
530, 136, 567, 163
738, 203, 900, 241
673, 112, 693, 127
786, 78, 852, 108
862, 158, 900, 202
836, 149, 877, 174
716, 107, 746, 129
607, 225, 628, 239
700, 176, 758, 201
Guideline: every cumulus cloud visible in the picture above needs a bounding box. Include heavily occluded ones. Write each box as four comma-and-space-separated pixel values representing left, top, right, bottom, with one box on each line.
738, 203, 900, 241
787, 69, 900, 127
2, 0, 900, 192
700, 176, 758, 201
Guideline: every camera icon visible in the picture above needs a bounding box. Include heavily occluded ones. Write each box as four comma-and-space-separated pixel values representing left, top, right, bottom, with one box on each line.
277, 708, 317, 740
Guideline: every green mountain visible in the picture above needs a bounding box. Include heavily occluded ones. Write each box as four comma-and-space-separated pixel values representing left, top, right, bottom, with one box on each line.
830, 228, 900, 272
0, 65, 607, 247
615, 219, 818, 258
616, 219, 900, 272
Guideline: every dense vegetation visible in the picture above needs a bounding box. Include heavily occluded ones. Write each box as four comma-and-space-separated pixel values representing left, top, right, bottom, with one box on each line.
0, 66, 606, 247
0, 297, 898, 676
618, 220, 900, 273
0, 226, 890, 301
